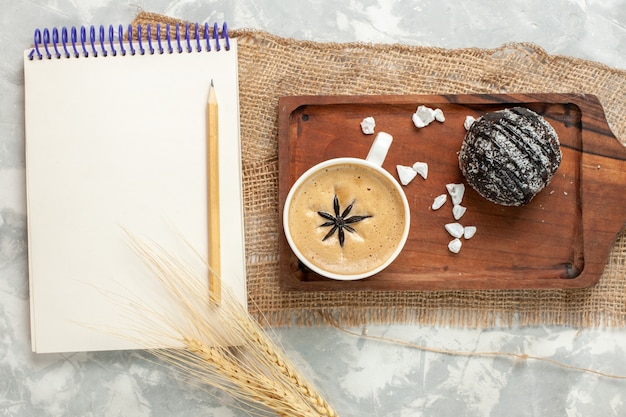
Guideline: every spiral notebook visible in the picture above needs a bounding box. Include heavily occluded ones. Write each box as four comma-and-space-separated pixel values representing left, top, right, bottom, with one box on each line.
24, 22, 246, 353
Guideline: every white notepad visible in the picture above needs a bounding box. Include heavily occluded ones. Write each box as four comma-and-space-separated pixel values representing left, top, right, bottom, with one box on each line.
23, 24, 246, 353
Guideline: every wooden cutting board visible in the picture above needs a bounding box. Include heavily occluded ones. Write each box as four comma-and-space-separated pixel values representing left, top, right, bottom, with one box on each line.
278, 94, 626, 291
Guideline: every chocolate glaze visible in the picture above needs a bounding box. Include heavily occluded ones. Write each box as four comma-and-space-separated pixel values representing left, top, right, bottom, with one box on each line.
458, 107, 562, 206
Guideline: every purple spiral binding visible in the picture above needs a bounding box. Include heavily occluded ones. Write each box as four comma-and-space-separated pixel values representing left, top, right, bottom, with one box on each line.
28, 22, 230, 60
127, 24, 135, 55
89, 25, 97, 57
146, 24, 154, 55
222, 22, 230, 51
42, 29, 51, 58
108, 25, 116, 56
156, 23, 164, 54
195, 23, 201, 52
71, 26, 79, 57
79, 26, 88, 57
118, 25, 125, 56
61, 27, 70, 58
185, 23, 192, 53
213, 23, 220, 51
51, 28, 61, 58
98, 25, 107, 57
204, 23, 211, 52
165, 23, 173, 54
175, 23, 182, 53
137, 24, 145, 55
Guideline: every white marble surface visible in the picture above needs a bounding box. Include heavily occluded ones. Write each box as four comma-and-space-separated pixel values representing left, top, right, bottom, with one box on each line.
2, 0, 626, 415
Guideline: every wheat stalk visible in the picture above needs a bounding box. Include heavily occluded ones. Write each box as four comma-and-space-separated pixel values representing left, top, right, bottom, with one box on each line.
124, 232, 338, 417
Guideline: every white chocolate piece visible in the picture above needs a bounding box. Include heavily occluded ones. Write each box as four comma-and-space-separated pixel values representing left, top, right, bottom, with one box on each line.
432, 194, 447, 210
412, 105, 438, 128
464, 226, 477, 239
412, 113, 427, 128
360, 116, 376, 134
416, 105, 435, 124
452, 204, 466, 220
412, 161, 428, 179
448, 238, 462, 254
433, 108, 445, 122
397, 165, 418, 185
446, 183, 465, 205
464, 115, 476, 130
445, 222, 464, 238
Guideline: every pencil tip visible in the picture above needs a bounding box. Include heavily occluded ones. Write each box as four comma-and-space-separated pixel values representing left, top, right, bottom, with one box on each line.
210, 79, 214, 87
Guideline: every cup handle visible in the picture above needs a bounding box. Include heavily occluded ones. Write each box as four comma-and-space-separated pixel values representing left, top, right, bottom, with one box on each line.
365, 132, 393, 166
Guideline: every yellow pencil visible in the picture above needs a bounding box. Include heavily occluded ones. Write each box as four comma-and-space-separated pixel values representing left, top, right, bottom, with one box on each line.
207, 80, 221, 304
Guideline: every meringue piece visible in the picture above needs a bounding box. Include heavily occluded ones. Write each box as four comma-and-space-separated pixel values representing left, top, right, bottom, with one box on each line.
412, 105, 439, 128
446, 183, 465, 205
416, 105, 435, 125
445, 222, 464, 238
432, 194, 447, 210
433, 108, 445, 122
397, 165, 417, 185
448, 238, 462, 254
464, 115, 476, 130
452, 204, 466, 220
412, 105, 446, 128
360, 116, 376, 134
412, 113, 427, 128
412, 161, 428, 180
464, 226, 477, 239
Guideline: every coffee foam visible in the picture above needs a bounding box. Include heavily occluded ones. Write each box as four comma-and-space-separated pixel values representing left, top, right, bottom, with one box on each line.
287, 163, 406, 276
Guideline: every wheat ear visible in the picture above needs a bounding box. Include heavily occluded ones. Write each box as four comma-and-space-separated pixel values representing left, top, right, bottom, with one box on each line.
124, 232, 338, 417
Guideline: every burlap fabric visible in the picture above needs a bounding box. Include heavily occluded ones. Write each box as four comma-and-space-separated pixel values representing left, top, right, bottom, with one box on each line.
134, 12, 626, 328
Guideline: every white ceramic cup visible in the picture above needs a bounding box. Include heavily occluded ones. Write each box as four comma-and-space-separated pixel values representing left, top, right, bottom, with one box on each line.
283, 133, 411, 280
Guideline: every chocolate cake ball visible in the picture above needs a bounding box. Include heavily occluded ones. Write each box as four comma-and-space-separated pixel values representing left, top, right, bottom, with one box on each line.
458, 107, 561, 206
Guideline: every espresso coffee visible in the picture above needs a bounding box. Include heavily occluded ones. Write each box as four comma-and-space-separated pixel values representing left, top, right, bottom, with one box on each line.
286, 162, 407, 276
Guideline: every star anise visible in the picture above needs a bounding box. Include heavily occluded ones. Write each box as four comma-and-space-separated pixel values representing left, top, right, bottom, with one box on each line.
317, 195, 372, 247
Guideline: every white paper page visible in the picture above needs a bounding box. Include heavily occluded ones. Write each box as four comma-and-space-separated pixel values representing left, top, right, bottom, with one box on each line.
24, 39, 246, 353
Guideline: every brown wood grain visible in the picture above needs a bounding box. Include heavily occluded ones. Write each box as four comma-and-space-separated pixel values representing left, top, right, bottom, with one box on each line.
278, 94, 626, 291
